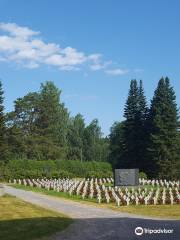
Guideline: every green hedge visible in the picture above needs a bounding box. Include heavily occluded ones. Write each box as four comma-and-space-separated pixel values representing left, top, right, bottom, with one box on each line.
0, 159, 113, 180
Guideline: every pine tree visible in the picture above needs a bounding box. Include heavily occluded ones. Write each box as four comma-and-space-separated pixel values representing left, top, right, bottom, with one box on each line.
0, 81, 8, 160
147, 77, 179, 179
36, 81, 69, 159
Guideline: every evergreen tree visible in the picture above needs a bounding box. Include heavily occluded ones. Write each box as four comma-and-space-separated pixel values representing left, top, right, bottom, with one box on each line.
6, 92, 40, 159
123, 80, 139, 167
176, 122, 180, 178
0, 81, 8, 160
147, 77, 179, 179
138, 80, 148, 122
6, 112, 26, 159
122, 80, 148, 170
7, 82, 70, 160
11, 92, 39, 134
36, 81, 69, 159
136, 80, 148, 170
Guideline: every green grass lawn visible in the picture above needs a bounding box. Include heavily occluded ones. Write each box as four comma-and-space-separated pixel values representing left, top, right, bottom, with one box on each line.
0, 194, 73, 240
102, 203, 180, 219
12, 184, 180, 219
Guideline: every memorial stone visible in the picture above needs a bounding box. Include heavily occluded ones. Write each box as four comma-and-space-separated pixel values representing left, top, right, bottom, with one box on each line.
114, 169, 139, 186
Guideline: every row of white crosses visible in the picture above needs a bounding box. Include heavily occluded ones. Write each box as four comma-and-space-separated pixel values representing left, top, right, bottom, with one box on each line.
139, 178, 179, 188
13, 177, 180, 205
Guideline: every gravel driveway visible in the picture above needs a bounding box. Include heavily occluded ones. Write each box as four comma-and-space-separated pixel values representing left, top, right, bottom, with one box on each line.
4, 185, 180, 240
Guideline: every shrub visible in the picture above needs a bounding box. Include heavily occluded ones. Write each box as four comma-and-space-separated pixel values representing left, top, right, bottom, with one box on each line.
55, 160, 112, 178
139, 171, 147, 179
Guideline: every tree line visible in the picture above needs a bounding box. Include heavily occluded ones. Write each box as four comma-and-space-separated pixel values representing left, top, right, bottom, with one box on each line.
0, 77, 179, 179
0, 81, 109, 162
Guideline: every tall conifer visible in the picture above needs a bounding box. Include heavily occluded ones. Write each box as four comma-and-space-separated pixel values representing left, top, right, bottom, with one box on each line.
123, 80, 148, 169
147, 77, 179, 178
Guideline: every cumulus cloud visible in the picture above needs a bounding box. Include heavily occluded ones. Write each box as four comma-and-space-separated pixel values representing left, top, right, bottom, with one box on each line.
0, 22, 130, 75
0, 22, 93, 70
0, 22, 39, 39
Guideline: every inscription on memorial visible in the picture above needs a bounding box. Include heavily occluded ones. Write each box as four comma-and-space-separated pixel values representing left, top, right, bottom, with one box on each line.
114, 169, 139, 186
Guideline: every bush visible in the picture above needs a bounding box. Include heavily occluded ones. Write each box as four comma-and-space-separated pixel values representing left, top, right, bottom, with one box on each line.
139, 171, 147, 179
55, 160, 112, 178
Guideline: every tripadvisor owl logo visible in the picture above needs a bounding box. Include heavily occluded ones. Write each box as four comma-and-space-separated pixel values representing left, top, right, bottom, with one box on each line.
134, 226, 174, 235
135, 227, 143, 236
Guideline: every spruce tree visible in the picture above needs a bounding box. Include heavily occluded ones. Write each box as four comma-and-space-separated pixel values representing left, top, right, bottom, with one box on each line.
137, 80, 148, 170
123, 80, 139, 167
123, 79, 148, 170
138, 80, 148, 122
147, 77, 179, 179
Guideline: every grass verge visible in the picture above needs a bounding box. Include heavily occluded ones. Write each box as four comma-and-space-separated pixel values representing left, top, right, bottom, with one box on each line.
0, 194, 73, 240
11, 184, 180, 220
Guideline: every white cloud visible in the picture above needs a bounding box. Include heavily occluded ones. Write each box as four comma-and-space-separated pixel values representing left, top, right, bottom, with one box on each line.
89, 54, 112, 71
0, 22, 130, 75
0, 23, 96, 71
0, 22, 39, 39
105, 68, 129, 76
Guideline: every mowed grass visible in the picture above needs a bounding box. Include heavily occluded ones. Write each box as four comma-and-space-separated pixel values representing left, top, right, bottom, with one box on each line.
103, 203, 180, 219
12, 184, 180, 219
0, 194, 73, 240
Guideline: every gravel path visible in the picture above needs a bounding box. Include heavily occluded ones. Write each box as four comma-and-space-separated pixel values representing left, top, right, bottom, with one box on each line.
4, 185, 180, 240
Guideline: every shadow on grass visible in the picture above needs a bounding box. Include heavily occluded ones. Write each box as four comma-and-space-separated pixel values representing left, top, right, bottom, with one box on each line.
0, 217, 179, 240
53, 217, 180, 240
0, 216, 72, 240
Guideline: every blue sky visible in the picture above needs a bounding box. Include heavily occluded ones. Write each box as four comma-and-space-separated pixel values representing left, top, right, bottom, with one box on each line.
0, 0, 180, 135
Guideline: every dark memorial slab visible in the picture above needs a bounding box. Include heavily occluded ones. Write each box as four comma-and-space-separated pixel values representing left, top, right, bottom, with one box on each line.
114, 169, 139, 186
